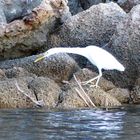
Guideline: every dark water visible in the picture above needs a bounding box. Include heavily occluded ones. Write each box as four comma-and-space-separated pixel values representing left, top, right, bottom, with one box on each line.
0, 106, 140, 140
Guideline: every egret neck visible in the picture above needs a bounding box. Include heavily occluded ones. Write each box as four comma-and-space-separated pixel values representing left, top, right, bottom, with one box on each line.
44, 47, 86, 58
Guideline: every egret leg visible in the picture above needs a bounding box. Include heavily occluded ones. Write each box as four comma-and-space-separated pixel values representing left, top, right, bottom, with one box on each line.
94, 69, 102, 87
82, 69, 102, 88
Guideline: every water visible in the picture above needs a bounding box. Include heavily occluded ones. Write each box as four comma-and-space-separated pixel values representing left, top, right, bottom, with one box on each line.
0, 105, 140, 140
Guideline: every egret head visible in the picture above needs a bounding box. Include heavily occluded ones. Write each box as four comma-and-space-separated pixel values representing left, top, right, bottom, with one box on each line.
34, 48, 58, 62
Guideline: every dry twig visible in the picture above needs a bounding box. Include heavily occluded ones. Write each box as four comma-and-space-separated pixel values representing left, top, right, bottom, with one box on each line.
75, 88, 90, 107
15, 81, 44, 107
73, 74, 96, 108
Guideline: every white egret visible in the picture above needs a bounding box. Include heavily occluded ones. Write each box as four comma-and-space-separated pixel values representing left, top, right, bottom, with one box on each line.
35, 46, 125, 87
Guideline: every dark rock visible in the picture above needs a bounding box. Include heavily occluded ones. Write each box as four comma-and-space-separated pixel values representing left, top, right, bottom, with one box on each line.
130, 78, 140, 104
105, 5, 140, 87
0, 1, 6, 24
117, 0, 140, 13
48, 2, 127, 48
4, 67, 36, 78
68, 0, 81, 15
3, 0, 42, 23
130, 85, 140, 104
0, 53, 80, 83
79, 0, 103, 10
68, 0, 103, 15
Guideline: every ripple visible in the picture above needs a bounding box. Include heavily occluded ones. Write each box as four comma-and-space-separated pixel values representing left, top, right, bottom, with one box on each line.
0, 106, 140, 140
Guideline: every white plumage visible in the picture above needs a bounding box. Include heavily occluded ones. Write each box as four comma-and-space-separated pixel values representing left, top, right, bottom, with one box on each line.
35, 45, 125, 87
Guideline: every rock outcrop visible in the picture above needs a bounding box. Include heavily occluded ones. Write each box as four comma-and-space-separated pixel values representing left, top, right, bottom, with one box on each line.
105, 5, 140, 87
0, 53, 80, 83
47, 2, 127, 48
0, 0, 71, 60
0, 1, 138, 109
117, 0, 140, 12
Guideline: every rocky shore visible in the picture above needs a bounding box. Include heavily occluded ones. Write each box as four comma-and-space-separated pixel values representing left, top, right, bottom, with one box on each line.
0, 0, 139, 109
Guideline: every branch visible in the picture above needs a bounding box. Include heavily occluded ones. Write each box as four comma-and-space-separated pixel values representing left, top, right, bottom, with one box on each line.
15, 80, 44, 107
73, 74, 96, 108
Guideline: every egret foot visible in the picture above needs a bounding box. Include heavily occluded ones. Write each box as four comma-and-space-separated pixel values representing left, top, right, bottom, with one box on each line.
81, 76, 99, 85
90, 84, 100, 88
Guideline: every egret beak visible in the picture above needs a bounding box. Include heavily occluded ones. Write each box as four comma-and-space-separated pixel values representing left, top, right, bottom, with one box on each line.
34, 55, 45, 62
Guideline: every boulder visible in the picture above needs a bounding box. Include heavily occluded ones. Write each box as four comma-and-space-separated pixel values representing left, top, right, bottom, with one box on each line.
0, 77, 35, 108
117, 0, 140, 12
0, 76, 62, 109
58, 83, 121, 109
107, 88, 130, 103
130, 86, 140, 104
0, 53, 80, 83
70, 68, 116, 91
105, 5, 140, 87
48, 2, 127, 48
2, 0, 42, 23
0, 69, 7, 80
68, 0, 103, 15
0, 0, 70, 60
58, 68, 121, 109
4, 67, 36, 78
28, 77, 62, 108
88, 87, 121, 107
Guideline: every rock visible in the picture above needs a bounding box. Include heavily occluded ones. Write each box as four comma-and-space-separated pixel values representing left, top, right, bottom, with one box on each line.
4, 67, 36, 78
58, 68, 121, 109
57, 85, 121, 109
0, 77, 35, 108
57, 90, 88, 109
130, 78, 140, 104
3, 0, 42, 23
117, 0, 140, 13
48, 2, 127, 48
0, 53, 80, 84
135, 78, 140, 85
68, 0, 81, 15
70, 68, 116, 91
0, 76, 62, 109
130, 85, 140, 104
88, 87, 121, 107
28, 77, 62, 108
105, 5, 140, 87
68, 0, 103, 15
107, 88, 130, 103
0, 2, 7, 24
0, 69, 7, 80
0, 0, 70, 60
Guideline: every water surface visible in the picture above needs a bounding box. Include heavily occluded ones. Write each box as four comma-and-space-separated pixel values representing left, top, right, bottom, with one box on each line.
0, 105, 140, 140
